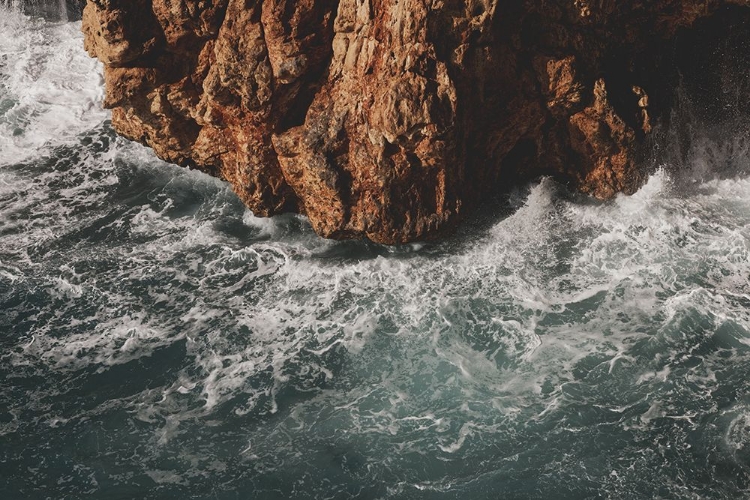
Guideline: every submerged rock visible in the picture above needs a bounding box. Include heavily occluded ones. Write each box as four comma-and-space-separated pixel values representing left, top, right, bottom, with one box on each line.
82, 0, 750, 243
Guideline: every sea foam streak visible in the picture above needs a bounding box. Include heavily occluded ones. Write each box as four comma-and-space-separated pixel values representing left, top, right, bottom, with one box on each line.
1, 7, 749, 499
0, 9, 105, 163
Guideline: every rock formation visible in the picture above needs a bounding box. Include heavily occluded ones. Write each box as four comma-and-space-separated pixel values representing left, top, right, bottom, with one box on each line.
82, 0, 750, 243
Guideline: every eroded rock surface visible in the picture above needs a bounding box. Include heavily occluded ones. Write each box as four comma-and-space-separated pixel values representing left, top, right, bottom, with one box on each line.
82, 0, 750, 243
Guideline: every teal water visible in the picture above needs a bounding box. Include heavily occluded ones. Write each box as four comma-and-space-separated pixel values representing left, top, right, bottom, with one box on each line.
1, 9, 750, 500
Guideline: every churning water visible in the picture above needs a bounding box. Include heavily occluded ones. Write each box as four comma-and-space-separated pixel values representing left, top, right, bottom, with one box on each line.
1, 6, 750, 500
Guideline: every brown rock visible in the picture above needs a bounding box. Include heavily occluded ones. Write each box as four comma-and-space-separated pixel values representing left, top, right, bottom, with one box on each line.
82, 0, 750, 243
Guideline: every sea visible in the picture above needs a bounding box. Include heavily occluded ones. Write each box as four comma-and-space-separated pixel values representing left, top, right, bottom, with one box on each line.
1, 3, 749, 499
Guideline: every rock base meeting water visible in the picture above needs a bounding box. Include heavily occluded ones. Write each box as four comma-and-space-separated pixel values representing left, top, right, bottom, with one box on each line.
1, 4, 749, 499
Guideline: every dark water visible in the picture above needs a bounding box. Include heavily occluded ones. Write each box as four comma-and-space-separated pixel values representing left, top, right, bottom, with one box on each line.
1, 9, 750, 500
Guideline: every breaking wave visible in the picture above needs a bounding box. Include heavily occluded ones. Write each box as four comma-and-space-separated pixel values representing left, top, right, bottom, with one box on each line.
1, 5, 749, 499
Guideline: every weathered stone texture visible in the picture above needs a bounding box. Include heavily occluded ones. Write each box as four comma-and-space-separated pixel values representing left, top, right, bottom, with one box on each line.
82, 0, 750, 243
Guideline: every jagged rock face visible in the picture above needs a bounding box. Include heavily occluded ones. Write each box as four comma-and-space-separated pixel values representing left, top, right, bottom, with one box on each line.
82, 0, 750, 243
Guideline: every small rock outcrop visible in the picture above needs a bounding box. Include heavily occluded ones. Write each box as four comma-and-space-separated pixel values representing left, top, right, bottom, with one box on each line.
82, 0, 750, 243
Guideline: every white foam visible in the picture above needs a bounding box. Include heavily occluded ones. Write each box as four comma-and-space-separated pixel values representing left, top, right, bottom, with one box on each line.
0, 11, 106, 164
1, 10, 750, 491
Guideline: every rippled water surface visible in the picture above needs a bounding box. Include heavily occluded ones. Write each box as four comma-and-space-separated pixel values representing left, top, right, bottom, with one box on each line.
2, 9, 750, 500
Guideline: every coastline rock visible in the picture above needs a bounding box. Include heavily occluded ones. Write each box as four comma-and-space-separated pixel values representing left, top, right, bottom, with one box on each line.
82, 0, 750, 243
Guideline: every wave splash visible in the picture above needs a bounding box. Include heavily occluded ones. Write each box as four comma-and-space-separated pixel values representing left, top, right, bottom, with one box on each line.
1, 0, 72, 21
0, 8, 749, 499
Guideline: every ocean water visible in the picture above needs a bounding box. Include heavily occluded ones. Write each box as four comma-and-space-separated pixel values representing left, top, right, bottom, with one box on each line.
1, 7, 750, 500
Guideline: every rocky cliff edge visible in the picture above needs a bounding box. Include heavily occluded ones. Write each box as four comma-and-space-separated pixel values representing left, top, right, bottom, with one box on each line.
82, 0, 750, 243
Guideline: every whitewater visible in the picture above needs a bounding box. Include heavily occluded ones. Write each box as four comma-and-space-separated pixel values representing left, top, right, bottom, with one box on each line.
1, 6, 749, 499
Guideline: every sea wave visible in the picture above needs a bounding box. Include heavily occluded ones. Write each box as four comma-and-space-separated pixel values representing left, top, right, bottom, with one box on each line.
1, 6, 749, 499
